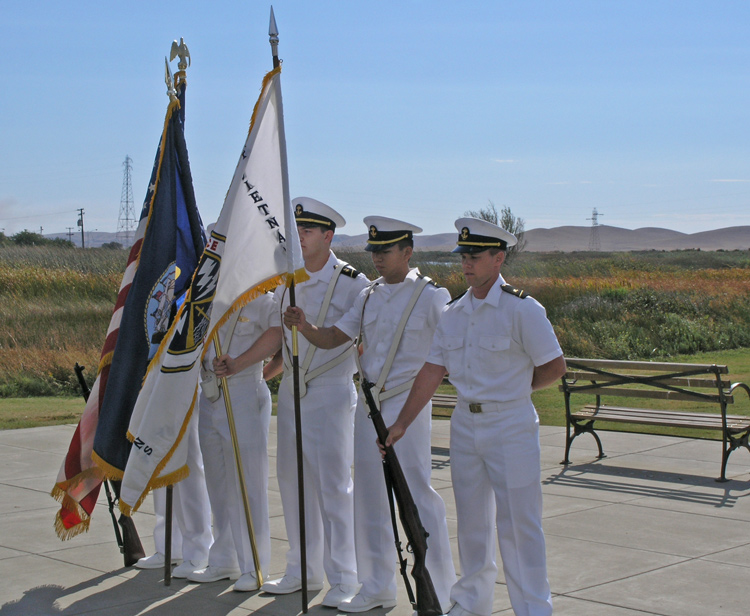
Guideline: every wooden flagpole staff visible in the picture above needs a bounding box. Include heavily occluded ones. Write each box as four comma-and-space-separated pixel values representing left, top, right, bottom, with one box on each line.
212, 332, 264, 587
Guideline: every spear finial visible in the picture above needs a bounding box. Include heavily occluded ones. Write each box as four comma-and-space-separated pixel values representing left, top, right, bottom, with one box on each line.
164, 57, 177, 102
269, 6, 279, 68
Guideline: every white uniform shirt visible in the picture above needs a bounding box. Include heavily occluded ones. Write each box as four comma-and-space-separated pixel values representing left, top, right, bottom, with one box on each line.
203, 292, 276, 379
427, 274, 562, 403
272, 251, 370, 379
336, 268, 450, 389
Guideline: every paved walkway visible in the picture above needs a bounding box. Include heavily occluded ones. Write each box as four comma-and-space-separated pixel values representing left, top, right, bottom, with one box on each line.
1, 419, 750, 615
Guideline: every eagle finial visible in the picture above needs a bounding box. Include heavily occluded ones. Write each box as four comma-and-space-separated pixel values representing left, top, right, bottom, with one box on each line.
170, 37, 191, 71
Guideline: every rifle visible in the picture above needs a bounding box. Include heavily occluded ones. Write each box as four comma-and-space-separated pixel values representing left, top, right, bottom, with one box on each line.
360, 379, 443, 616
74, 363, 146, 567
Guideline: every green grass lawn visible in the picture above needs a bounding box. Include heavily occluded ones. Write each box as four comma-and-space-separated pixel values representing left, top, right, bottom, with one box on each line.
2, 348, 749, 437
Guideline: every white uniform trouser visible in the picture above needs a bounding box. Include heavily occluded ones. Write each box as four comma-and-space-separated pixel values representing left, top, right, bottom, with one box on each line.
449, 400, 552, 616
152, 412, 212, 563
353, 391, 456, 610
198, 375, 271, 575
276, 377, 358, 586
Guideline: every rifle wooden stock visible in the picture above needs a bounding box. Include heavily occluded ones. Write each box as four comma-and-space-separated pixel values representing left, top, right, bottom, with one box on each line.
74, 363, 145, 567
361, 380, 443, 616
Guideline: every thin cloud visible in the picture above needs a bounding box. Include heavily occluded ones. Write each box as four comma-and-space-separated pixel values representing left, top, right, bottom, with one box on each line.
493, 159, 517, 164
709, 179, 750, 183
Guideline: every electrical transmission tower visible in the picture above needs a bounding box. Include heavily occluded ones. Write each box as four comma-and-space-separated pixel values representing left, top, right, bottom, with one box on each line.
587, 207, 603, 251
117, 155, 136, 246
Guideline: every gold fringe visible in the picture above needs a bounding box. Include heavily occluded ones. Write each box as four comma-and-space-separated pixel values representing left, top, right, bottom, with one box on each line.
120, 384, 200, 516
284, 267, 310, 288
204, 274, 287, 353
248, 66, 282, 138
54, 510, 91, 541
50, 483, 95, 541
97, 351, 114, 376
132, 96, 182, 272
91, 450, 124, 481
50, 466, 105, 496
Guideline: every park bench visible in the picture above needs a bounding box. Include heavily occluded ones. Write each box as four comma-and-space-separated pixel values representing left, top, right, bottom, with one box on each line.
560, 358, 750, 481
431, 392, 457, 418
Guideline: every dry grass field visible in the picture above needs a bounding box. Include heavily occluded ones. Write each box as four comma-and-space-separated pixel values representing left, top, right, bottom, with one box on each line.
1, 245, 749, 435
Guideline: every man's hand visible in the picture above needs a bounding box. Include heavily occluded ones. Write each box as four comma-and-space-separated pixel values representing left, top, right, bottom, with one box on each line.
283, 306, 309, 332
377, 421, 407, 458
213, 354, 237, 378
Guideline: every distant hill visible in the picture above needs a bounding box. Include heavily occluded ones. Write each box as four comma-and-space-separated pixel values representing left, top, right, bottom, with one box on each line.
333, 225, 750, 252
47, 225, 750, 252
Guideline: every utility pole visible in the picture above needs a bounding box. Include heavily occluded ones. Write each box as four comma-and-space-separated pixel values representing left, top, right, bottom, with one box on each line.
117, 155, 136, 246
587, 207, 602, 252
66, 227, 74, 243
77, 208, 85, 248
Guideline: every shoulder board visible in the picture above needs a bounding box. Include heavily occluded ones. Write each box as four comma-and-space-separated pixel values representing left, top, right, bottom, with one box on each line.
501, 284, 528, 299
417, 272, 440, 287
339, 265, 361, 279
448, 290, 467, 305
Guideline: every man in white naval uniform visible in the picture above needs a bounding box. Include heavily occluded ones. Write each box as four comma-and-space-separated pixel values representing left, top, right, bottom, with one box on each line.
234, 197, 368, 607
284, 216, 456, 614
188, 293, 278, 592
135, 419, 212, 577
384, 218, 566, 616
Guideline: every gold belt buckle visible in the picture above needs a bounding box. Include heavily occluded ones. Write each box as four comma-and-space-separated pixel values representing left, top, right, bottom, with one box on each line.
469, 402, 482, 414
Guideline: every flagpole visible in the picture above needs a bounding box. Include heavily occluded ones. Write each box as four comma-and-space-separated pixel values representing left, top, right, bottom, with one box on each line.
270, 7, 308, 613
164, 484, 173, 586
212, 332, 264, 587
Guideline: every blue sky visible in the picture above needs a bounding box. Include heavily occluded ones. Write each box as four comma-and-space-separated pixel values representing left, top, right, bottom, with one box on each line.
1, 1, 748, 238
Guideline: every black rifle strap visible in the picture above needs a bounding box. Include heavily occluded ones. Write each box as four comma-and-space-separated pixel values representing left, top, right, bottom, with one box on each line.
382, 460, 417, 609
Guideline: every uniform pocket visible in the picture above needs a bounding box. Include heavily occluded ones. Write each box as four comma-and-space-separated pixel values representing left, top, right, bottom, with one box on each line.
478, 335, 511, 371
440, 335, 465, 378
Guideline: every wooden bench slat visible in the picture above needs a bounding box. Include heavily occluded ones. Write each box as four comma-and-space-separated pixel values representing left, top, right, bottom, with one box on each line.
431, 395, 457, 407
573, 405, 750, 430
566, 358, 729, 373
566, 387, 730, 404
564, 370, 729, 389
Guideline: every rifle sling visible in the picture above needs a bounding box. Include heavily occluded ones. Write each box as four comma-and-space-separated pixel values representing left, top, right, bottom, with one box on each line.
281, 262, 356, 397
356, 274, 432, 407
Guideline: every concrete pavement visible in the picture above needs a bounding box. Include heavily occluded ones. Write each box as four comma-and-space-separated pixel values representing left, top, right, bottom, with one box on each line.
1, 419, 749, 615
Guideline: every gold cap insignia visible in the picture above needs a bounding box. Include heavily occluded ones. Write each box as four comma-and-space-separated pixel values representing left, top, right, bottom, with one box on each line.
461, 227, 470, 240
295, 204, 304, 216
369, 225, 378, 238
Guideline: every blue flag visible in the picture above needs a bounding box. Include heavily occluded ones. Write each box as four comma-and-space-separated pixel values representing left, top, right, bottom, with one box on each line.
93, 76, 205, 477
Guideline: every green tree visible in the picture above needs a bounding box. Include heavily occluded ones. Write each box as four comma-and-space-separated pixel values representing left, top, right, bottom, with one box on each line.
463, 201, 526, 263
11, 229, 45, 246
